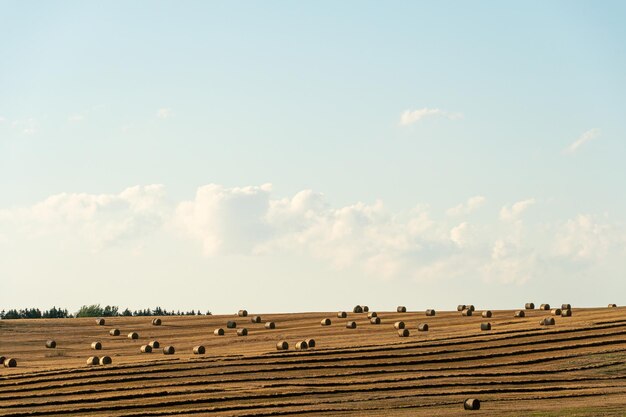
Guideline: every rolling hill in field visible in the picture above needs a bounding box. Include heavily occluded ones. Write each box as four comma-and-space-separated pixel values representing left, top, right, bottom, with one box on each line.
1, 306, 625, 416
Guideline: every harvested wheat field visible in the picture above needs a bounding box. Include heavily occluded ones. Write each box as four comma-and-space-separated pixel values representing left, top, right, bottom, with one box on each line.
0, 306, 625, 416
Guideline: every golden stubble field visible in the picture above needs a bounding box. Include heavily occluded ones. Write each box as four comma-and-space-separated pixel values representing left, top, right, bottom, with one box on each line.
0, 306, 625, 416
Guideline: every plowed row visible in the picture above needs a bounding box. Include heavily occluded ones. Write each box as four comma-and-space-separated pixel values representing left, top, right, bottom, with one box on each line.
1, 307, 625, 416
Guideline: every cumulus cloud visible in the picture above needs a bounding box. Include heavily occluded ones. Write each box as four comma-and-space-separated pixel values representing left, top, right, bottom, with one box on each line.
157, 108, 172, 119
399, 108, 463, 126
7, 118, 39, 135
266, 189, 327, 232
3, 184, 623, 287
450, 222, 471, 247
173, 183, 273, 256
1, 185, 168, 250
500, 198, 536, 221
483, 243, 537, 284
173, 187, 452, 278
68, 113, 85, 122
554, 214, 624, 261
446, 196, 486, 216
565, 128, 600, 153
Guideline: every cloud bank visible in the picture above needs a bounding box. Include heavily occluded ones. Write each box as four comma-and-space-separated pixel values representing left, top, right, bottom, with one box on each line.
1, 185, 624, 287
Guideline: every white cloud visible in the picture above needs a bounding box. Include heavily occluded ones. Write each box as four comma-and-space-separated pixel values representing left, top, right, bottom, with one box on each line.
500, 198, 536, 221
491, 239, 508, 260
554, 214, 623, 261
399, 108, 463, 126
4, 184, 624, 288
173, 183, 273, 256
1, 185, 168, 250
173, 187, 451, 279
446, 195, 486, 216
157, 108, 172, 119
565, 128, 600, 153
450, 222, 471, 247
480, 237, 539, 284
68, 113, 85, 122
9, 118, 39, 135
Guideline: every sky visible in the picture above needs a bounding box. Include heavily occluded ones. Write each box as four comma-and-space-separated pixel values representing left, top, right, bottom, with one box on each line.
1, 1, 625, 314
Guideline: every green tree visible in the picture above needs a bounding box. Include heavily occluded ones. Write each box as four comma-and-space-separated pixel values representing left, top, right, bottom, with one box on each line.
2, 309, 20, 319
102, 305, 119, 317
76, 304, 104, 317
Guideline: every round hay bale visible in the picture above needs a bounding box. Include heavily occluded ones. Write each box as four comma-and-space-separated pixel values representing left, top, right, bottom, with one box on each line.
481, 322, 491, 331
305, 338, 316, 348
237, 309, 248, 317
214, 328, 225, 336
464, 398, 480, 410
481, 310, 492, 318
353, 305, 363, 313
551, 308, 562, 316
237, 328, 248, 336
367, 311, 378, 318
226, 321, 237, 329
264, 322, 276, 329
425, 309, 436, 316
394, 321, 405, 329
525, 302, 535, 309
45, 340, 56, 349
96, 318, 105, 326
543, 317, 555, 326
91, 341, 102, 350
467, 305, 475, 312
86, 356, 98, 366
337, 311, 347, 318
152, 318, 162, 326
462, 309, 473, 316
109, 328, 120, 336
457, 305, 466, 311
561, 304, 571, 310
320, 318, 331, 326
0, 356, 5, 365
370, 317, 381, 325
608, 303, 617, 308
163, 346, 175, 355
193, 345, 205, 355
362, 306, 369, 312
99, 356, 112, 365
148, 340, 160, 348
295, 341, 308, 350
418, 323, 429, 332
276, 341, 289, 350
127, 332, 139, 340
397, 306, 407, 313
514, 310, 525, 318
398, 329, 410, 337
561, 309, 572, 317
140, 345, 152, 353
251, 316, 262, 323
345, 321, 357, 329
4, 358, 17, 368
540, 303, 550, 310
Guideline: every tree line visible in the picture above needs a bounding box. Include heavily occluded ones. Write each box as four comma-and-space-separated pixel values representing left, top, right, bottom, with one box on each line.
0, 304, 212, 319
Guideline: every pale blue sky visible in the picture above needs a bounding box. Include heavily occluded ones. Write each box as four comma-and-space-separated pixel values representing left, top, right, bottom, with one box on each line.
1, 2, 625, 313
